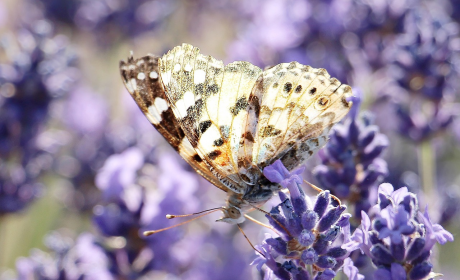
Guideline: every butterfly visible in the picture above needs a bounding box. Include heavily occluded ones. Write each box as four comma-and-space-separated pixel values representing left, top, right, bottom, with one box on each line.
119, 43, 352, 225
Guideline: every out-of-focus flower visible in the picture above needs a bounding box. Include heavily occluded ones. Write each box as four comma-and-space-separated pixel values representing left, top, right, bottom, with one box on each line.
343, 183, 454, 280
384, 4, 459, 142
34, 0, 178, 45
91, 147, 252, 279
16, 232, 112, 280
253, 160, 350, 279
313, 90, 388, 222
0, 12, 77, 214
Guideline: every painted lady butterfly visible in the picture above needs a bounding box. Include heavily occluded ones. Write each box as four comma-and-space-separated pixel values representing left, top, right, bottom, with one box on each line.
120, 43, 352, 225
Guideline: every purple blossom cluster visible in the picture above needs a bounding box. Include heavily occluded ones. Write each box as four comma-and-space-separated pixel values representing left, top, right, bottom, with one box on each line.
384, 3, 459, 142
15, 147, 252, 279
313, 93, 389, 222
0, 9, 77, 214
256, 161, 454, 280
35, 0, 178, 44
252, 160, 353, 280
344, 183, 454, 280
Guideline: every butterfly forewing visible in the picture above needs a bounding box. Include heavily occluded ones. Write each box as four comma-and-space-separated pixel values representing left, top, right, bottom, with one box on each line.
158, 44, 265, 193
119, 54, 229, 192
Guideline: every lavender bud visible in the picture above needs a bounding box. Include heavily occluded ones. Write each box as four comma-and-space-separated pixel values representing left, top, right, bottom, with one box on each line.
316, 256, 337, 269
323, 226, 340, 242
282, 261, 299, 276
266, 238, 287, 255
317, 205, 346, 232
371, 244, 394, 265
314, 191, 330, 218
390, 241, 405, 262
301, 210, 318, 230
313, 235, 330, 255
412, 250, 431, 264
358, 126, 377, 147
326, 247, 347, 258
301, 248, 318, 265
298, 229, 315, 247
409, 262, 433, 280
406, 238, 426, 261
288, 215, 304, 236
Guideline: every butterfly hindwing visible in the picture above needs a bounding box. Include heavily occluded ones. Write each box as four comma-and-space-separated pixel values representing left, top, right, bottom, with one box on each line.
249, 62, 353, 171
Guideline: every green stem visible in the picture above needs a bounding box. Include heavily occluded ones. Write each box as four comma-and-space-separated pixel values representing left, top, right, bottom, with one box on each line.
418, 139, 436, 201
418, 139, 439, 271
0, 215, 5, 268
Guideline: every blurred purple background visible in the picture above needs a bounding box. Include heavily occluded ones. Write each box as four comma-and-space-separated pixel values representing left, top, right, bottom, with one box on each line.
1, 0, 459, 279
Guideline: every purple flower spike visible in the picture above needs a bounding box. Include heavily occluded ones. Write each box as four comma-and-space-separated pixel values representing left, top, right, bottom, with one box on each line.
256, 161, 350, 279
313, 102, 388, 221
345, 183, 453, 279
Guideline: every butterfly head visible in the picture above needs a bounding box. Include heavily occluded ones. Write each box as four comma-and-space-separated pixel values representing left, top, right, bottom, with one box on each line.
217, 206, 245, 224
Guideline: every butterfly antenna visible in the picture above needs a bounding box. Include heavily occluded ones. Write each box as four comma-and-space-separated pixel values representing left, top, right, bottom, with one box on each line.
303, 179, 342, 205
249, 204, 293, 237
165, 207, 224, 219
237, 224, 266, 258
143, 207, 222, 236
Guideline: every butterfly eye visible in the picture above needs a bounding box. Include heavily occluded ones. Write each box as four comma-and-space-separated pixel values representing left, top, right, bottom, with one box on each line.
315, 96, 330, 110
227, 207, 241, 219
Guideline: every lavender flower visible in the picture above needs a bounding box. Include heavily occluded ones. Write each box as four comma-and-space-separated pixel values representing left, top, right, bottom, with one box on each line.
253, 160, 350, 280
91, 147, 252, 279
16, 232, 112, 280
74, 0, 177, 45
343, 183, 454, 280
0, 13, 77, 214
313, 90, 388, 221
385, 4, 459, 142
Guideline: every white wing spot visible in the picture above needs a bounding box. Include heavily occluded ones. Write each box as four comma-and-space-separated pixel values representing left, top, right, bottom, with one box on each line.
154, 97, 169, 114
162, 72, 171, 85
147, 106, 161, 124
174, 63, 181, 72
130, 78, 137, 90
149, 71, 158, 79
194, 69, 206, 84
200, 125, 222, 153
184, 64, 192, 72
137, 72, 146, 80
176, 91, 195, 117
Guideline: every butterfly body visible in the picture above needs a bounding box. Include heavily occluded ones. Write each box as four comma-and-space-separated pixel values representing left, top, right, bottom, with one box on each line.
120, 44, 352, 224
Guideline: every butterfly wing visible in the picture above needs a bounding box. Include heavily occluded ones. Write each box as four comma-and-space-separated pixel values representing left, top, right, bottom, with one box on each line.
247, 62, 353, 171
119, 54, 228, 192
158, 44, 263, 194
